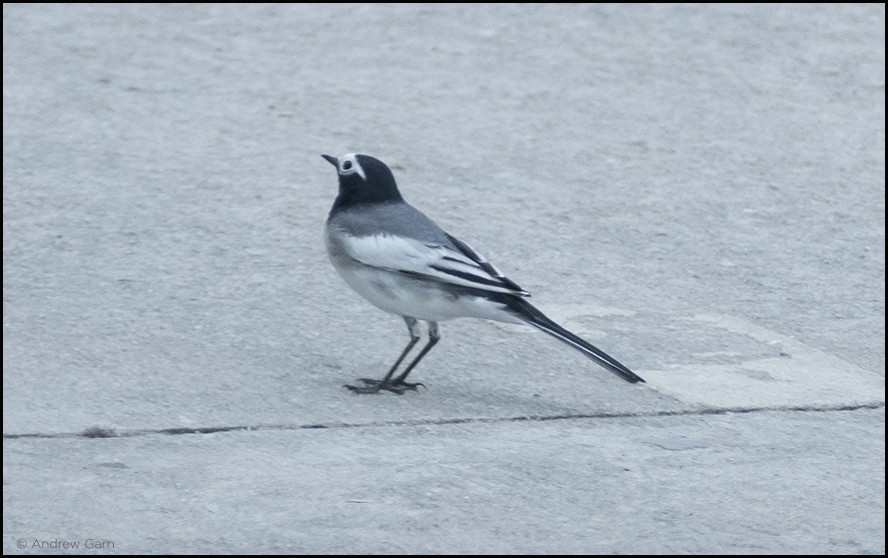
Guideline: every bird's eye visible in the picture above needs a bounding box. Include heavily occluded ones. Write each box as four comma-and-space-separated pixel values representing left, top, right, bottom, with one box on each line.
342, 161, 353, 171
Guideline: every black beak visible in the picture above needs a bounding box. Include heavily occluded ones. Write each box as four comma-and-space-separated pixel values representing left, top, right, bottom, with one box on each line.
321, 154, 338, 167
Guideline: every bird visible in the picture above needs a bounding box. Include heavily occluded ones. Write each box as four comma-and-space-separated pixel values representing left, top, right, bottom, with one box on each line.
322, 153, 645, 394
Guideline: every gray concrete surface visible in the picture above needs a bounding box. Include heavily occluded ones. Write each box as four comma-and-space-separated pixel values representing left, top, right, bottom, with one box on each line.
3, 3, 884, 554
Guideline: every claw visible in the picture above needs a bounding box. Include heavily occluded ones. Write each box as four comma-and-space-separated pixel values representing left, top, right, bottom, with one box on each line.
397, 381, 425, 391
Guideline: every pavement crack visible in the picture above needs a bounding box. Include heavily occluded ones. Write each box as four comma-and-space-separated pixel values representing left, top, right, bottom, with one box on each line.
2, 401, 883, 441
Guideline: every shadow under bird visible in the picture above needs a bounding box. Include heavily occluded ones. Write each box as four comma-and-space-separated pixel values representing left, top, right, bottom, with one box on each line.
322, 153, 645, 394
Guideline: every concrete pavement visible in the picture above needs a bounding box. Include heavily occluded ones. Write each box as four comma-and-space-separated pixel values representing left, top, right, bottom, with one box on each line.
4, 4, 884, 554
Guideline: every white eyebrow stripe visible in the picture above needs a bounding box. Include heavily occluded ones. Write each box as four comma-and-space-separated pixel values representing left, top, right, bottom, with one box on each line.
341, 153, 366, 179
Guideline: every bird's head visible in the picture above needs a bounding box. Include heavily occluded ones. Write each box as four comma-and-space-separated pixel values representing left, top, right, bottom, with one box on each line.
322, 153, 403, 208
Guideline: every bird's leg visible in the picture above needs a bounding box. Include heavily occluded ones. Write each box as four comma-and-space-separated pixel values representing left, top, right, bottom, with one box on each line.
391, 321, 440, 388
345, 317, 420, 394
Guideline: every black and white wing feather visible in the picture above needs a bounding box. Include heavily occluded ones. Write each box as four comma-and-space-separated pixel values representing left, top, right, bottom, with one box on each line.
339, 233, 530, 296
444, 233, 529, 295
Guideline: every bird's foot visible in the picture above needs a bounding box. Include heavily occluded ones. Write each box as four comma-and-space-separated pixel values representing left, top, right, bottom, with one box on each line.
343, 378, 425, 395
368, 378, 425, 391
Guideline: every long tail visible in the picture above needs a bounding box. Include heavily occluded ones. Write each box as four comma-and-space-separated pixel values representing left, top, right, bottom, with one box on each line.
504, 297, 645, 383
